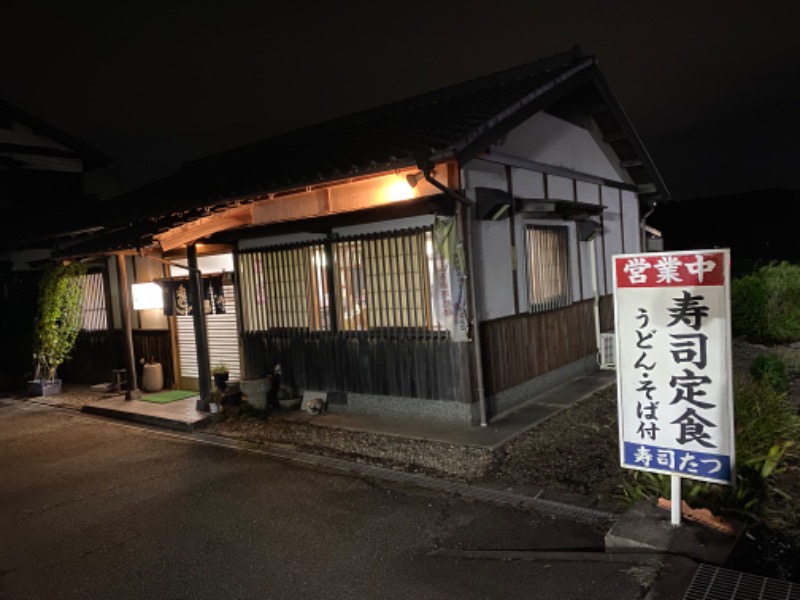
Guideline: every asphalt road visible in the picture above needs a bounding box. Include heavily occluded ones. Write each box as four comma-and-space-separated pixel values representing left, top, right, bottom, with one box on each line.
0, 399, 673, 599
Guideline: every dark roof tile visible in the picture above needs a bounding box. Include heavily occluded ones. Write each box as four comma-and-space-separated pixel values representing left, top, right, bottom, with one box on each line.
51, 46, 670, 255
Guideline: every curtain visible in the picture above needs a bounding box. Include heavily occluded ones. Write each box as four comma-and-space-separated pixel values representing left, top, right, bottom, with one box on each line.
160, 275, 225, 316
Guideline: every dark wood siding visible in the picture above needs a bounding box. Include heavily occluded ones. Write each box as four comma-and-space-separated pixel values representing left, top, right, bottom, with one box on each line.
241, 332, 471, 403
61, 330, 174, 388
480, 295, 613, 396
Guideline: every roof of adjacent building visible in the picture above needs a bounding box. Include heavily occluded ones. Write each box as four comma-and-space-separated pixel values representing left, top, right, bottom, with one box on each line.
0, 98, 111, 170
48, 46, 669, 255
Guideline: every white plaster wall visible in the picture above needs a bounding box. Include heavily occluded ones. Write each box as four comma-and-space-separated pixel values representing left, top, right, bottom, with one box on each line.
575, 181, 600, 301
2, 248, 51, 271
463, 163, 516, 320
601, 187, 623, 294
546, 175, 574, 200
473, 220, 514, 320
498, 112, 626, 181
575, 180, 601, 204
0, 120, 73, 149
462, 162, 507, 200
510, 169, 545, 198
621, 191, 641, 254
0, 120, 82, 172
498, 112, 631, 304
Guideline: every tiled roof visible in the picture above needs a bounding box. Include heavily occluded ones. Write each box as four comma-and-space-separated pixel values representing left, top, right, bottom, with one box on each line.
101, 47, 605, 221
0, 98, 111, 169
51, 46, 668, 255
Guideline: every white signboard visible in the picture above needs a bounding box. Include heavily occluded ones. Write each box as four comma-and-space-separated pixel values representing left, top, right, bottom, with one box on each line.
613, 249, 735, 485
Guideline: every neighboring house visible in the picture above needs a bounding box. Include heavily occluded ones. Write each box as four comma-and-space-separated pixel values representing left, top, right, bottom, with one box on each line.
0, 98, 114, 390
54, 47, 669, 424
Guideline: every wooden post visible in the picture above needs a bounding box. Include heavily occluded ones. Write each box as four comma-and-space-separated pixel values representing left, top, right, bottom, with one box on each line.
115, 253, 141, 400
187, 244, 212, 411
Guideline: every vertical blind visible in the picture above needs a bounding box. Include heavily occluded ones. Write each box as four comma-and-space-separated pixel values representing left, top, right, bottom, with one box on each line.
81, 272, 108, 331
526, 225, 571, 312
237, 228, 441, 335
238, 244, 328, 332
176, 284, 241, 379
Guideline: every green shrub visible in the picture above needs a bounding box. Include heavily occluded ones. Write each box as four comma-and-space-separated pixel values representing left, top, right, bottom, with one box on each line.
732, 261, 800, 343
620, 374, 800, 520
750, 353, 790, 393
32, 262, 87, 381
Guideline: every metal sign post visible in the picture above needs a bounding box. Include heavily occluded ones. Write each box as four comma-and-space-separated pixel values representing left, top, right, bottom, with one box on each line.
671, 474, 681, 526
613, 249, 736, 527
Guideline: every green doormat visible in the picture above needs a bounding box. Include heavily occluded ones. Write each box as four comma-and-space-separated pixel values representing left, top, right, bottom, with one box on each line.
141, 390, 198, 404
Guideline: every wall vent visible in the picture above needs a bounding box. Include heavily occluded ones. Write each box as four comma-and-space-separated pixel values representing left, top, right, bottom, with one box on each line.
600, 332, 616, 370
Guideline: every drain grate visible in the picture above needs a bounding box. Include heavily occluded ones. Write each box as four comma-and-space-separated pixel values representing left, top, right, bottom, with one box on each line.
684, 563, 799, 600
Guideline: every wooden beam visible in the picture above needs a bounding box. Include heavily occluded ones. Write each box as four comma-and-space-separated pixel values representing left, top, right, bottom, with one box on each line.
587, 103, 610, 114
620, 159, 643, 168
155, 206, 252, 252
476, 150, 638, 192
602, 132, 627, 143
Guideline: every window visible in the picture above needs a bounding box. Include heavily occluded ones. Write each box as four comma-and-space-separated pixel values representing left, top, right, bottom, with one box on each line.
525, 225, 571, 312
238, 244, 329, 332
237, 228, 443, 335
81, 272, 108, 331
334, 229, 441, 332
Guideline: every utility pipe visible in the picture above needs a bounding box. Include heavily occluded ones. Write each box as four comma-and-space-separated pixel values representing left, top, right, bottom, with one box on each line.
640, 200, 657, 252
419, 167, 488, 427
589, 239, 602, 367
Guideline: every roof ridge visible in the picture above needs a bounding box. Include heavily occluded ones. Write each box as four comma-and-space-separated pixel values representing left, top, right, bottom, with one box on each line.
182, 46, 591, 171
0, 97, 111, 168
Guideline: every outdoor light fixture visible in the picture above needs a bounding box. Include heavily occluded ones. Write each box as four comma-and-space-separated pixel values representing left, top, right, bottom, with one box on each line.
132, 282, 164, 310
405, 171, 426, 188
578, 219, 603, 242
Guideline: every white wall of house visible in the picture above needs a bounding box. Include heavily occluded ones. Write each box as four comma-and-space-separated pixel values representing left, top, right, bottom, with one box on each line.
0, 119, 82, 173
575, 180, 600, 301
463, 163, 515, 321
499, 112, 632, 183
600, 186, 622, 295
2, 248, 51, 271
622, 190, 641, 254
464, 110, 641, 322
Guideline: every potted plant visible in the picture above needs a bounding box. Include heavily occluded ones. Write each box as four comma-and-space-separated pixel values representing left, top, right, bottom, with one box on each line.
277, 384, 302, 411
29, 262, 87, 396
211, 364, 229, 391
209, 389, 222, 414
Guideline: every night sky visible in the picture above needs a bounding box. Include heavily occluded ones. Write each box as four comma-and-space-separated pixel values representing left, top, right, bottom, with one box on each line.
2, 2, 798, 201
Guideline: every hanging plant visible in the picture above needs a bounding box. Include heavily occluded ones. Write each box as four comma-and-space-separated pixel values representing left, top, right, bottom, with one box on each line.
31, 262, 87, 382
